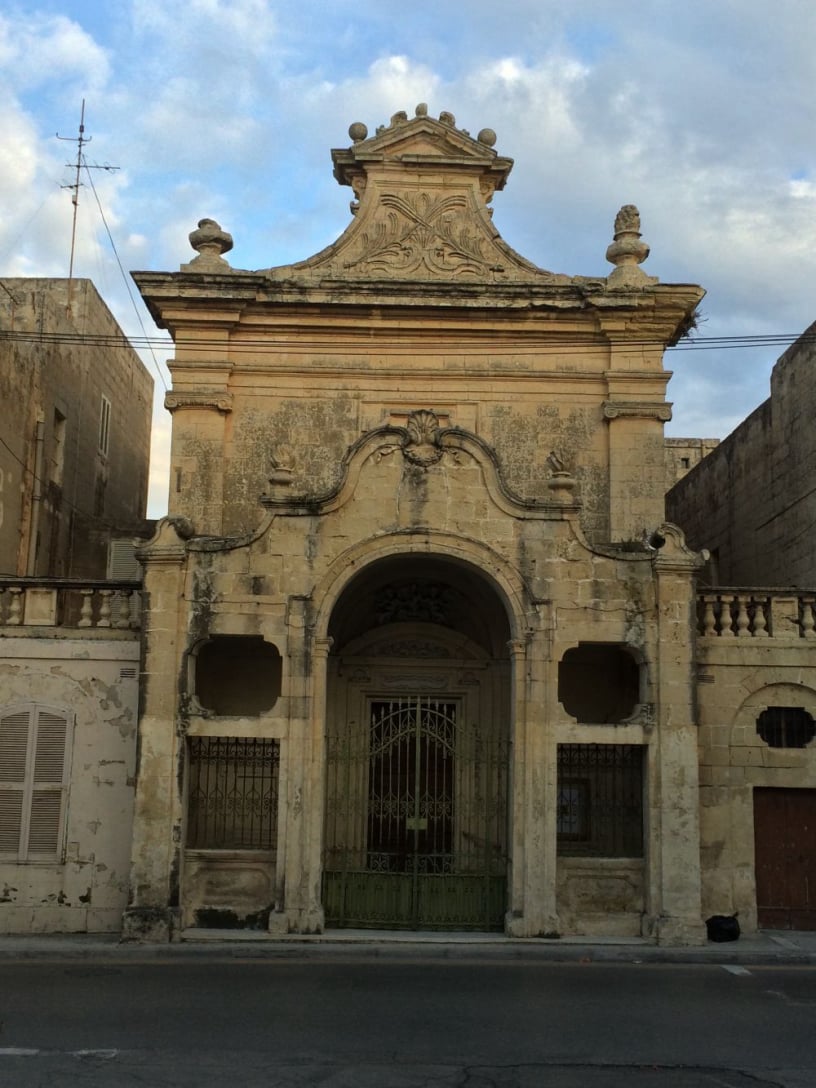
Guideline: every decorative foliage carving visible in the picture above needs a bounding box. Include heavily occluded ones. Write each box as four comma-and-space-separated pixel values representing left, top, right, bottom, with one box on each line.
346, 191, 495, 278
375, 582, 454, 625
371, 640, 451, 659
614, 205, 641, 233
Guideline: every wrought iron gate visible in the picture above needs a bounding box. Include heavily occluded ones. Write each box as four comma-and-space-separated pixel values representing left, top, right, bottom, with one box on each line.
323, 696, 508, 930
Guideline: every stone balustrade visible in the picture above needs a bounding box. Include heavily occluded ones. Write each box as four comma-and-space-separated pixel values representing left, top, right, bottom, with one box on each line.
0, 579, 142, 630
697, 589, 816, 640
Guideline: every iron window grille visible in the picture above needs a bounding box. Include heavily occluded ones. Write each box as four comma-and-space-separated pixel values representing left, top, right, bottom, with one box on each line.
756, 707, 816, 749
186, 737, 280, 850
557, 744, 644, 857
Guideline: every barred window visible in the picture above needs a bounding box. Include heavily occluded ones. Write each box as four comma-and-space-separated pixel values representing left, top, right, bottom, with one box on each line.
0, 704, 72, 861
756, 707, 815, 749
186, 737, 280, 850
557, 744, 644, 857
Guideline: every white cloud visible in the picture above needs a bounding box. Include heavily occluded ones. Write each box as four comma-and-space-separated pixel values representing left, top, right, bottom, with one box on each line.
0, 0, 814, 508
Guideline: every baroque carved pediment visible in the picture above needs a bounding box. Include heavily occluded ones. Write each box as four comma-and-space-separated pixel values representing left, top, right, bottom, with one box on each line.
261, 106, 565, 286
343, 189, 501, 279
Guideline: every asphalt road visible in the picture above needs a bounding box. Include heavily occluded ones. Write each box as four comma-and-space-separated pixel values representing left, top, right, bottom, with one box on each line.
1, 956, 815, 1086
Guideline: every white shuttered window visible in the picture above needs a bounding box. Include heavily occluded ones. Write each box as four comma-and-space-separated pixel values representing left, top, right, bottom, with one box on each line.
0, 705, 72, 861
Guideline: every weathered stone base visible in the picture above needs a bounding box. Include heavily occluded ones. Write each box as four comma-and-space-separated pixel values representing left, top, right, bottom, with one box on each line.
280, 907, 325, 934
650, 914, 707, 947
504, 912, 561, 938
121, 906, 180, 943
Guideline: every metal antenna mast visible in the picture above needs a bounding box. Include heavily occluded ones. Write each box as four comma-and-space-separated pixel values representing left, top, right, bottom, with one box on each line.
57, 100, 119, 310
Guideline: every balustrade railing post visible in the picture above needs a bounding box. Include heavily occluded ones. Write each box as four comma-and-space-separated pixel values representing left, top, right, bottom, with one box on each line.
718, 594, 735, 637
7, 588, 23, 625
735, 594, 750, 637
801, 597, 816, 639
78, 589, 94, 628
98, 589, 113, 628
752, 596, 769, 637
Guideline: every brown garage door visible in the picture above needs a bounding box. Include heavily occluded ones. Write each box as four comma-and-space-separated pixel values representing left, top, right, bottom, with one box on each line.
754, 788, 816, 930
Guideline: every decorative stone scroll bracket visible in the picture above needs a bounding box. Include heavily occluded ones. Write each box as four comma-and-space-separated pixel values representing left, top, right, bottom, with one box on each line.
164, 392, 233, 414
603, 401, 672, 423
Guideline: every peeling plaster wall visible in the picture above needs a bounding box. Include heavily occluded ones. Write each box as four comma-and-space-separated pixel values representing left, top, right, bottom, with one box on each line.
0, 634, 139, 933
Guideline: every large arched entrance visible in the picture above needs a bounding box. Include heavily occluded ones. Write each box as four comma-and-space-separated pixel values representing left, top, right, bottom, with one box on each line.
322, 555, 512, 930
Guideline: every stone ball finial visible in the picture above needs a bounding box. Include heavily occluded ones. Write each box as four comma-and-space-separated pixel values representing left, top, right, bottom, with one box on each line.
439, 110, 456, 126
415, 102, 428, 117
605, 204, 655, 288
477, 127, 497, 147
184, 218, 233, 271
349, 121, 368, 143
390, 110, 408, 126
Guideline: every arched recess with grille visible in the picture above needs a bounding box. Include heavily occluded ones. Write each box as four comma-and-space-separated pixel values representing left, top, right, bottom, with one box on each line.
321, 552, 513, 931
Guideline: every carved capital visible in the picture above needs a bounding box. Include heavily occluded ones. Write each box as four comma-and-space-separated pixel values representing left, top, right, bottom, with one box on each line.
603, 400, 672, 422
164, 392, 233, 414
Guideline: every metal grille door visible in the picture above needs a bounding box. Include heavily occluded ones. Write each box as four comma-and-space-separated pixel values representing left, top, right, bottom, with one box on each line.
324, 696, 508, 930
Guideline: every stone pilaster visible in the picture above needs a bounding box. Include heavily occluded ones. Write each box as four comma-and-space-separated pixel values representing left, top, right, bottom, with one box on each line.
648, 523, 707, 945
122, 518, 192, 942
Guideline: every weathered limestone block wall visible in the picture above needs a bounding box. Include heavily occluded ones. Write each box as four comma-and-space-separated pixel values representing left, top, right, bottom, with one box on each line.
697, 624, 816, 931
126, 421, 706, 942
667, 324, 816, 587
663, 437, 719, 494
0, 633, 139, 933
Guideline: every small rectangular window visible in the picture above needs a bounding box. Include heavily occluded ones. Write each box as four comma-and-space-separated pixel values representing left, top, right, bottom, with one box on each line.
98, 395, 111, 457
0, 705, 72, 861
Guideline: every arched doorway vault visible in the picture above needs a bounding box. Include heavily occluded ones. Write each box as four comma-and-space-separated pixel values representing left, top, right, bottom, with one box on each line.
321, 553, 515, 930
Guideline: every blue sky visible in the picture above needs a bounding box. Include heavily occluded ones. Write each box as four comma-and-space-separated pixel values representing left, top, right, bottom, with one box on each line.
1, 0, 815, 515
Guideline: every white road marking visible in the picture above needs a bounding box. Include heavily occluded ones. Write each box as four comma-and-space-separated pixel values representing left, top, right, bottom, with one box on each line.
721, 964, 752, 976
0, 1048, 119, 1059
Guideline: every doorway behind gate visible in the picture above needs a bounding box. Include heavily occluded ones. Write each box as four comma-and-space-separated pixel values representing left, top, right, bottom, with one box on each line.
323, 694, 509, 930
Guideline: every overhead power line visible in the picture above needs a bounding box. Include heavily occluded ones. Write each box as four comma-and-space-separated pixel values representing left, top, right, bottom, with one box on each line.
0, 327, 813, 356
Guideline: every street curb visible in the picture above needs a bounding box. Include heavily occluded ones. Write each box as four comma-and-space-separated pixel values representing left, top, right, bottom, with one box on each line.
0, 935, 814, 966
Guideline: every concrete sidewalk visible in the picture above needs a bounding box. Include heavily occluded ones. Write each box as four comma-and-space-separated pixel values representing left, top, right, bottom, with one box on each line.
0, 928, 815, 964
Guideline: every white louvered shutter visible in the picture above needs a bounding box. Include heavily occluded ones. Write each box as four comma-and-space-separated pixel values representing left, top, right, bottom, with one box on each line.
0, 709, 32, 854
0, 706, 70, 859
27, 711, 68, 856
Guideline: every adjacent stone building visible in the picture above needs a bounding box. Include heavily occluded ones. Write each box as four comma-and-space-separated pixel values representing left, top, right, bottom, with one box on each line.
669, 323, 816, 932
0, 280, 151, 933
0, 278, 153, 578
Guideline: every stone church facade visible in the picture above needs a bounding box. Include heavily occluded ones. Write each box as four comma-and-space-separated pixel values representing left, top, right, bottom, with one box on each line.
123, 106, 717, 944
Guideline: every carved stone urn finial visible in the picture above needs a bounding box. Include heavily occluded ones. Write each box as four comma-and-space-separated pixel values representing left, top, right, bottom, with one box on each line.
605, 204, 656, 287
546, 450, 577, 502
183, 218, 234, 271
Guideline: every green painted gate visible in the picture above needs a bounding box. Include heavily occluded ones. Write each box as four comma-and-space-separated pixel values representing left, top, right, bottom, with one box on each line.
323, 696, 508, 930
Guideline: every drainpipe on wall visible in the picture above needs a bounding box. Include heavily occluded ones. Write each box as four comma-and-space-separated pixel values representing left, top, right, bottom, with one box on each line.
26, 415, 45, 576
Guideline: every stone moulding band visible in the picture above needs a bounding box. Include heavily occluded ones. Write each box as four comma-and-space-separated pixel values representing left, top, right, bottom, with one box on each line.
603, 400, 672, 422
164, 392, 233, 413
